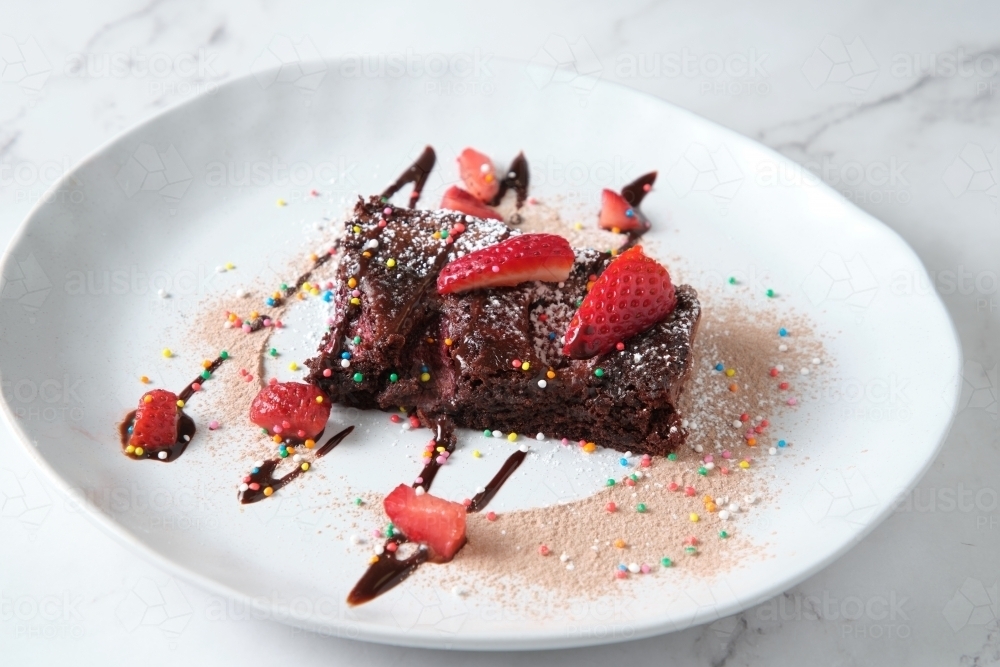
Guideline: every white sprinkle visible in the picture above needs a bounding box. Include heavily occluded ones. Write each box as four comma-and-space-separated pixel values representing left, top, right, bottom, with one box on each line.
728, 503, 740, 513
492, 430, 503, 438
560, 552, 570, 562
415, 486, 426, 496
479, 163, 490, 173
732, 420, 742, 428
255, 460, 264, 467
518, 444, 529, 453
800, 368, 810, 375
235, 288, 247, 298
293, 454, 303, 463
465, 215, 474, 223
535, 433, 545, 441
538, 379, 547, 388
566, 563, 575, 570
812, 357, 821, 365
475, 486, 486, 494
157, 289, 168, 298
216, 266, 227, 273
402, 422, 412, 431
223, 322, 232, 329
182, 435, 190, 442
718, 510, 730, 521
557, 282, 565, 288
776, 364, 784, 372
341, 359, 350, 368
705, 462, 715, 470
419, 544, 428, 551
452, 586, 468, 597
769, 447, 777, 455
374, 544, 385, 555
778, 344, 788, 352
239, 483, 249, 492
628, 563, 640, 573
350, 534, 363, 545
633, 470, 643, 479
633, 353, 641, 363
694, 444, 703, 453
365, 238, 380, 249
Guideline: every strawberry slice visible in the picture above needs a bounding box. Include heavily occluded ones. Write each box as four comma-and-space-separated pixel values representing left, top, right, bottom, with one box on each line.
130, 389, 180, 448
440, 186, 503, 221
249, 381, 331, 439
437, 233, 574, 295
562, 246, 677, 359
457, 148, 500, 202
598, 188, 643, 231
384, 484, 467, 562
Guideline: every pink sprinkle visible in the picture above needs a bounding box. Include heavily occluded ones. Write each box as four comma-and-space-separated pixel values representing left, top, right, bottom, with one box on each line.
453, 223, 466, 233
309, 189, 319, 197
351, 289, 361, 297
242, 324, 252, 333
268, 377, 278, 385
386, 542, 398, 552
323, 369, 332, 377
511, 359, 522, 368
668, 482, 679, 491
720, 467, 730, 475
191, 383, 201, 392
414, 477, 423, 484
371, 529, 381, 537
528, 197, 538, 205
436, 456, 447, 465
243, 374, 254, 382
486, 511, 497, 521
721, 450, 731, 459
561, 438, 569, 445
703, 454, 714, 463
263, 318, 272, 327
538, 545, 550, 556
282, 420, 290, 429
440, 451, 450, 459
445, 237, 454, 245
242, 475, 250, 483
275, 320, 283, 328
383, 207, 392, 216
640, 563, 651, 574
378, 220, 387, 228
787, 397, 798, 406
273, 426, 283, 434
249, 483, 260, 491
209, 420, 220, 430
492, 265, 500, 273
615, 570, 627, 579
642, 184, 651, 192
427, 439, 437, 447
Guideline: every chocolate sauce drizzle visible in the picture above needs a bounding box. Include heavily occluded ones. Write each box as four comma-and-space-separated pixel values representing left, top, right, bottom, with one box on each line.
618, 171, 658, 249
119, 354, 229, 462
381, 145, 436, 208
489, 151, 530, 209
239, 425, 354, 504
346, 442, 528, 606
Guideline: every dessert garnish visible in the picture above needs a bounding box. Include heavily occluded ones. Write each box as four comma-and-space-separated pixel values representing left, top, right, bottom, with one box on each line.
435, 233, 574, 294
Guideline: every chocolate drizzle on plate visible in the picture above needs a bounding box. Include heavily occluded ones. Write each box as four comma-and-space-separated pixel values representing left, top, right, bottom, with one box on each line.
466, 447, 527, 513
619, 171, 657, 249
119, 354, 229, 463
239, 425, 354, 504
489, 151, 530, 209
381, 145, 437, 208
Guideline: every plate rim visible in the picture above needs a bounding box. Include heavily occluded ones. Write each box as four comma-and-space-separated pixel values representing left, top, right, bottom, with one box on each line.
0, 57, 964, 650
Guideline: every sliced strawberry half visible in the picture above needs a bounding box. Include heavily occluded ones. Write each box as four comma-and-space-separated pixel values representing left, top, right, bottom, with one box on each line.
130, 389, 180, 448
457, 147, 500, 202
249, 381, 331, 439
437, 233, 574, 295
562, 245, 677, 359
384, 484, 467, 562
440, 186, 503, 221
598, 188, 643, 231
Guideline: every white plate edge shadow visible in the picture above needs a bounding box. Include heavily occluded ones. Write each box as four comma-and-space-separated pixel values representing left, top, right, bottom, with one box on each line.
0, 58, 964, 650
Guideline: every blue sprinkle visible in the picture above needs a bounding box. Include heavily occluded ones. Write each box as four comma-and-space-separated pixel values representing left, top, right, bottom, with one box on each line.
421, 365, 429, 373
778, 328, 788, 337
715, 363, 725, 371
322, 291, 333, 302
251, 467, 260, 474
617, 563, 628, 571
625, 209, 634, 217
127, 425, 134, 434
341, 351, 351, 359
265, 297, 275, 306
778, 440, 787, 448
548, 332, 556, 340
619, 457, 628, 466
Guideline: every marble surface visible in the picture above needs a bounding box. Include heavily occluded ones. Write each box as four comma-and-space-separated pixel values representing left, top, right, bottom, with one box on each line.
1, 0, 998, 664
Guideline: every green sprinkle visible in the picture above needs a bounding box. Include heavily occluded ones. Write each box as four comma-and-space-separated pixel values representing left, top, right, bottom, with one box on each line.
766, 288, 775, 298
200, 370, 211, 380
606, 478, 616, 487
353, 336, 362, 344
594, 368, 605, 378
728, 276, 737, 285
260, 427, 268, 434
386, 523, 395, 537
660, 557, 673, 567
684, 546, 698, 554
352, 372, 363, 382
219, 350, 229, 360
483, 429, 492, 437
575, 298, 583, 307
698, 466, 708, 476
637, 503, 647, 513
630, 473, 638, 481
719, 530, 730, 539
269, 348, 278, 357
354, 497, 363, 506
667, 453, 677, 461
279, 449, 288, 458
280, 283, 288, 291
389, 372, 399, 382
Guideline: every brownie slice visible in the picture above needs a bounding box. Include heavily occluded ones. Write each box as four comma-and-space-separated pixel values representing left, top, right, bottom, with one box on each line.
307, 197, 700, 456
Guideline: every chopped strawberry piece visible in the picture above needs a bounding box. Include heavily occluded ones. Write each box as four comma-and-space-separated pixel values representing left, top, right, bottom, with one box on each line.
457, 148, 500, 202
437, 233, 574, 295
130, 389, 179, 448
598, 188, 643, 231
384, 484, 467, 562
562, 246, 677, 359
439, 186, 503, 221
249, 381, 331, 439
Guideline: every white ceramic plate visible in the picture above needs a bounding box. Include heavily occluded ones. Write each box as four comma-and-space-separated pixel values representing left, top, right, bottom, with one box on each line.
0, 59, 960, 650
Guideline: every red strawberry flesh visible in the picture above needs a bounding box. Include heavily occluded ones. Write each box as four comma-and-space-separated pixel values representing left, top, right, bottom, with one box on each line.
249, 381, 331, 439
598, 188, 643, 231
383, 484, 467, 562
440, 185, 503, 221
562, 246, 677, 359
436, 233, 574, 295
457, 147, 500, 202
130, 389, 179, 448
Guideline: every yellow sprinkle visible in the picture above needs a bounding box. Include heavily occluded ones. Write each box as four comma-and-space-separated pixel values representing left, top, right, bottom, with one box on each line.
706, 502, 717, 512
582, 442, 596, 453
276, 199, 286, 207
125, 445, 135, 454
143, 395, 153, 404
272, 291, 281, 300
436, 446, 445, 453
420, 372, 431, 382
574, 222, 583, 230
484, 173, 494, 183
300, 462, 310, 471
546, 369, 556, 379
228, 313, 238, 321
302, 283, 311, 291
139, 375, 149, 384
369, 555, 380, 564
304, 439, 315, 449
520, 361, 530, 371
386, 258, 397, 268
703, 495, 714, 504
162, 348, 172, 358
272, 435, 282, 443
610, 248, 618, 256
296, 292, 305, 300
444, 338, 453, 346
310, 253, 318, 263
739, 460, 750, 469
263, 487, 273, 496
507, 433, 517, 442
689, 513, 700, 522
289, 362, 299, 371
225, 262, 235, 270
432, 231, 441, 239
134, 447, 144, 456
611, 226, 621, 234
352, 225, 361, 233
614, 539, 626, 549
348, 277, 358, 288
472, 450, 481, 458
201, 359, 211, 369
422, 451, 432, 458
586, 281, 594, 291
315, 396, 324, 403
350, 297, 361, 305
176, 399, 185, 408
362, 251, 372, 258
725, 368, 736, 377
